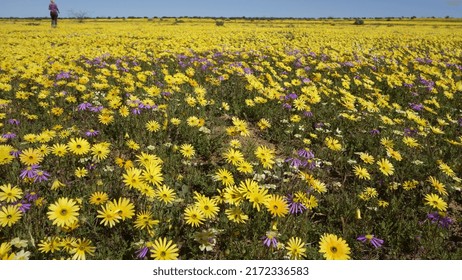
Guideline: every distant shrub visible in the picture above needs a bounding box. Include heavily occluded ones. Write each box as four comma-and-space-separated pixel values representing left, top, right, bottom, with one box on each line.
354, 18, 364, 25
215, 20, 225, 26
70, 10, 90, 23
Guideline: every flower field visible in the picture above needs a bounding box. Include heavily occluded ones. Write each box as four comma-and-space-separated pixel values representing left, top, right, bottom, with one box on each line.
0, 18, 461, 260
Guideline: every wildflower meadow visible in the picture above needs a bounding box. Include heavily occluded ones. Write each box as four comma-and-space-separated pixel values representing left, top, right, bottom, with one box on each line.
0, 17, 461, 260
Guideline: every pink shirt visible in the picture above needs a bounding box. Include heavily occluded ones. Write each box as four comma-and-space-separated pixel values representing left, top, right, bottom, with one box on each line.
49, 3, 59, 13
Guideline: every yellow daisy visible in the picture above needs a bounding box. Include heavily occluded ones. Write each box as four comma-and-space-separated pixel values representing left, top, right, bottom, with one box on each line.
47, 197, 80, 227
67, 137, 91, 156
319, 233, 351, 260
286, 237, 307, 260
150, 237, 179, 260
265, 195, 289, 217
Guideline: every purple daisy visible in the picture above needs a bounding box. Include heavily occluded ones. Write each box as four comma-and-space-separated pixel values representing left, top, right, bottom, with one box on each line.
85, 129, 99, 137
285, 157, 306, 169
77, 102, 92, 111
20, 165, 40, 179
409, 103, 424, 111
287, 93, 298, 100
2, 132, 16, 139
33, 170, 50, 183
303, 111, 313, 117
8, 119, 20, 125
286, 194, 307, 214
357, 234, 384, 248
282, 103, 292, 110
136, 246, 149, 259
10, 150, 21, 158
56, 71, 72, 80
262, 231, 278, 248
297, 149, 314, 159
15, 202, 32, 213
427, 212, 453, 228
89, 105, 103, 112
24, 191, 39, 202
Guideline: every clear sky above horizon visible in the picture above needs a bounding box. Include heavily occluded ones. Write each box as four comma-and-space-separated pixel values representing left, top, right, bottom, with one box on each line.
1, 0, 461, 18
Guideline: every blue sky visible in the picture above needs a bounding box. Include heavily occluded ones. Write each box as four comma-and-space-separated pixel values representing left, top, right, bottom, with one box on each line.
1, 0, 461, 18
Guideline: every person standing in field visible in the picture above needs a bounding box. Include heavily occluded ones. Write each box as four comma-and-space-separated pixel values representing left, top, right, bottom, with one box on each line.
49, 0, 60, 27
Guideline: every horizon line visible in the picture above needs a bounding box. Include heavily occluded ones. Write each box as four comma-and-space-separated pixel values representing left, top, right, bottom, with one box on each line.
1, 15, 461, 19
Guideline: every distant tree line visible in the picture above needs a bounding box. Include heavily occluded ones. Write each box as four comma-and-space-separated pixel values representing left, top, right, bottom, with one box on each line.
0, 15, 456, 20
